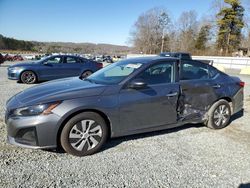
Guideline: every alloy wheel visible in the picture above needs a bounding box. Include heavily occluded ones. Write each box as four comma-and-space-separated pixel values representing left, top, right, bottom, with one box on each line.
69, 119, 103, 152
213, 104, 230, 127
21, 71, 36, 84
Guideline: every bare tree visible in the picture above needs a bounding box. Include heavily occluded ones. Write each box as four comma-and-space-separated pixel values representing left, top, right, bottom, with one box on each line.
211, 0, 225, 13
130, 8, 171, 54
241, 29, 250, 48
178, 10, 199, 52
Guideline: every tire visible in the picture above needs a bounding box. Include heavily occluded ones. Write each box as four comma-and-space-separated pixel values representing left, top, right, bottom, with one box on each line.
60, 112, 108, 156
20, 71, 37, 84
206, 99, 231, 129
81, 70, 93, 78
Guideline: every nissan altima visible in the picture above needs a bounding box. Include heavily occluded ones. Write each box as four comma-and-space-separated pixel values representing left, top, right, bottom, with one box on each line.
5, 56, 244, 156
7, 55, 103, 84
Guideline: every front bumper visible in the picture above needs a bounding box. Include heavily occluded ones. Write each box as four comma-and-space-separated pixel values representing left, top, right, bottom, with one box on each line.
7, 69, 21, 80
7, 136, 55, 149
5, 114, 60, 149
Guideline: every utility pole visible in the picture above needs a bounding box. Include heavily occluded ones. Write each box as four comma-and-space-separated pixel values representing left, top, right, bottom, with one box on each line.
161, 30, 164, 53
159, 12, 169, 53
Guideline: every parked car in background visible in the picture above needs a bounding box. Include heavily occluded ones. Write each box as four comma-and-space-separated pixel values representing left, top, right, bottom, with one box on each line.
159, 52, 192, 60
7, 55, 103, 84
160, 52, 213, 65
93, 55, 114, 64
12, 55, 24, 61
4, 54, 15, 61
0, 53, 5, 64
5, 56, 244, 156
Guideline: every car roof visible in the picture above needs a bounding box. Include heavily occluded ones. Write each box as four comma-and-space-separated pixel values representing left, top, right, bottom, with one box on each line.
124, 56, 211, 67
47, 54, 81, 58
160, 52, 190, 55
124, 56, 179, 64
46, 54, 87, 60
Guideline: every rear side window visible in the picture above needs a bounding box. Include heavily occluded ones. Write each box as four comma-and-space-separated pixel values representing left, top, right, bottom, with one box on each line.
180, 62, 209, 80
136, 62, 173, 85
66, 57, 78, 63
181, 54, 191, 60
79, 58, 88, 63
209, 66, 220, 78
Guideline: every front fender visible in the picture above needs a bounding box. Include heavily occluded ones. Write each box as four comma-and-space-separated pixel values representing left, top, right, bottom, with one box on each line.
52, 95, 119, 140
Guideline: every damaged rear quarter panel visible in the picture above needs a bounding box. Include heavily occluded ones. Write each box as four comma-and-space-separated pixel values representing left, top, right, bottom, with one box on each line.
179, 74, 231, 120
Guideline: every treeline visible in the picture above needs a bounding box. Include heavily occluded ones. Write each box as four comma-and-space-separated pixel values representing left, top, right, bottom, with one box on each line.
0, 34, 131, 55
0, 34, 35, 51
36, 42, 131, 55
130, 0, 250, 56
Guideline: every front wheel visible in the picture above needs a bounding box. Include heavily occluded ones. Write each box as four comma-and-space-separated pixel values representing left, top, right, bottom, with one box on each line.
20, 71, 37, 84
60, 112, 108, 156
206, 99, 231, 129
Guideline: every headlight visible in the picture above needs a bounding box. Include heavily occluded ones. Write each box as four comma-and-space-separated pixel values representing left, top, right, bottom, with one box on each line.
9, 67, 22, 71
12, 102, 61, 116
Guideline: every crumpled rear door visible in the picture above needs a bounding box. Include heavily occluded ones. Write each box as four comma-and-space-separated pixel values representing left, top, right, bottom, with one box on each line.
178, 79, 218, 120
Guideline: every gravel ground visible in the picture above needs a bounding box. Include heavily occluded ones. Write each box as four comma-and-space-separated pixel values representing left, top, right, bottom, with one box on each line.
0, 66, 250, 188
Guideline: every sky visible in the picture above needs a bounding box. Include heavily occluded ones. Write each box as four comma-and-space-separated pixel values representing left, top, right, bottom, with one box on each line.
0, 0, 248, 45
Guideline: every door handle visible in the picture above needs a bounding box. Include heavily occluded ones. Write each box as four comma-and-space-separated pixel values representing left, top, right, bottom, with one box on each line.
166, 92, 178, 97
212, 84, 221, 89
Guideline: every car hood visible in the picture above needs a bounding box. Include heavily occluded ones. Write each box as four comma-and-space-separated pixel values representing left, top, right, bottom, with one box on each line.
15, 77, 106, 106
9, 61, 38, 68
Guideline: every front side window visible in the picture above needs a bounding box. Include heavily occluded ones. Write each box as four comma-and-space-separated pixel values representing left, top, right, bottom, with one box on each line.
135, 62, 173, 85
180, 62, 208, 80
44, 56, 62, 64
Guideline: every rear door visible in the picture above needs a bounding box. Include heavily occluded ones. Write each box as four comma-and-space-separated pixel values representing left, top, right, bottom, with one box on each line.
118, 61, 180, 133
179, 60, 219, 118
63, 56, 83, 77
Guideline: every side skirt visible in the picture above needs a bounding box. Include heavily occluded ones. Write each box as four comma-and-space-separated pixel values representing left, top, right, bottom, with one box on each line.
111, 117, 204, 138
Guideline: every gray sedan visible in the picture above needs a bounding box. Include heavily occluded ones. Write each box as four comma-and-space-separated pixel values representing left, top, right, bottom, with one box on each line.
5, 56, 244, 156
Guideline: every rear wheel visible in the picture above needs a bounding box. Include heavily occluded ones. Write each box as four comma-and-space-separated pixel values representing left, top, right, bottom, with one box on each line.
20, 71, 37, 84
60, 112, 108, 156
206, 99, 231, 129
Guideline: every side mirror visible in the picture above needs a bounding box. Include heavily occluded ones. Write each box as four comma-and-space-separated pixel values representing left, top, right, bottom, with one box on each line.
128, 79, 147, 89
43, 62, 52, 66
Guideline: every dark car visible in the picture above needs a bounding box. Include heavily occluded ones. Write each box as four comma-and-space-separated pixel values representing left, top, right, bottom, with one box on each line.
159, 52, 192, 60
7, 55, 103, 84
5, 56, 244, 156
0, 53, 5, 64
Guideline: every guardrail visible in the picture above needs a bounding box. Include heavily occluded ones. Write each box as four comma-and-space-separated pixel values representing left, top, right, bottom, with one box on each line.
192, 56, 250, 69
126, 54, 250, 74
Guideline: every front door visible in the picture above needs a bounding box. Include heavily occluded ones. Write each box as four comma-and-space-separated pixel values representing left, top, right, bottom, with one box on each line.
39, 56, 65, 80
118, 61, 179, 133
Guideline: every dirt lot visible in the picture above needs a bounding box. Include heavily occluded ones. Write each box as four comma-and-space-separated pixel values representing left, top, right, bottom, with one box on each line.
0, 66, 250, 187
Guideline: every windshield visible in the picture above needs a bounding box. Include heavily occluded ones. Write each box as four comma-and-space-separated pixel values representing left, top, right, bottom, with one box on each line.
86, 59, 143, 84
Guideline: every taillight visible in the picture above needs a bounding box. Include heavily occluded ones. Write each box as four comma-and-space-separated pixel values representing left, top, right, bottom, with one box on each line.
97, 63, 103, 68
239, 81, 245, 87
